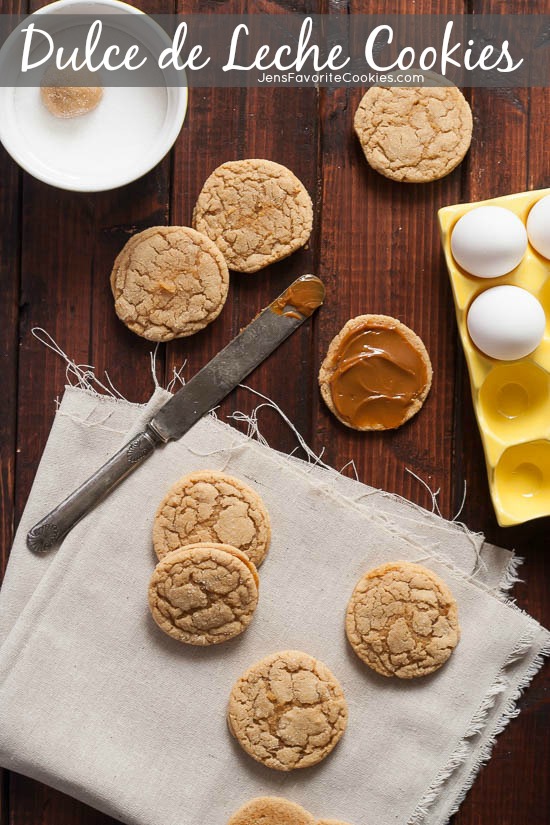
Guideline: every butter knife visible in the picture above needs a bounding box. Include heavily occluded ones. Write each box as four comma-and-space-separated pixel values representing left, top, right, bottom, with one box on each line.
27, 274, 325, 553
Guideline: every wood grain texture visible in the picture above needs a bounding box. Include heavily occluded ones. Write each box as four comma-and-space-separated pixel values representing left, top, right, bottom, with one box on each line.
0, 5, 26, 822
166, 0, 321, 455
450, 2, 550, 822
0, 1, 548, 824
451, 2, 549, 822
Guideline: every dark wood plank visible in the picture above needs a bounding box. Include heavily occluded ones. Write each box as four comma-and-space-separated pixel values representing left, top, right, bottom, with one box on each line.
166, 0, 321, 455
0, 3, 26, 822
0, 16, 24, 825
452, 68, 550, 825
0, 128, 20, 825
313, 0, 468, 516
448, 3, 549, 824
0, 75, 22, 576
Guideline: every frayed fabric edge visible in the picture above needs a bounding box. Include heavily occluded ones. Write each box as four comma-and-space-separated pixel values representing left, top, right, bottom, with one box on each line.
30, 337, 547, 825
499, 552, 525, 593
407, 630, 550, 825
29, 333, 491, 563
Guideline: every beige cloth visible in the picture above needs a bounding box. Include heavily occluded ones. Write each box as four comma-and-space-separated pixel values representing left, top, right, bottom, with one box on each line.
0, 386, 547, 825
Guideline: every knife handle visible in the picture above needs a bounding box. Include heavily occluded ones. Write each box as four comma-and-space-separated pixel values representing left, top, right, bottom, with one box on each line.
26, 426, 163, 553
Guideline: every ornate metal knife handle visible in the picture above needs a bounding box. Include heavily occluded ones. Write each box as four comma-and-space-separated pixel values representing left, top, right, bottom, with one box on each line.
26, 426, 163, 553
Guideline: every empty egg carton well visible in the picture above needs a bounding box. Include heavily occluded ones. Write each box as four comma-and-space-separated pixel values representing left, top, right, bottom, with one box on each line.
439, 188, 550, 526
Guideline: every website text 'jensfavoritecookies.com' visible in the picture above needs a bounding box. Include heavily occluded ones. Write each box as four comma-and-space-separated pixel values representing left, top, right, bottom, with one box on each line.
256, 71, 426, 85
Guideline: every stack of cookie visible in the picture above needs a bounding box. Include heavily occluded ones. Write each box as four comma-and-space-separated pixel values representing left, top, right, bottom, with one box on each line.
148, 470, 271, 645
111, 159, 314, 342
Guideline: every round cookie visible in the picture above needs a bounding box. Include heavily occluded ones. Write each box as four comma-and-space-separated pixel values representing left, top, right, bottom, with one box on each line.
148, 543, 259, 645
318, 315, 432, 431
346, 561, 460, 679
192, 159, 313, 273
111, 226, 229, 341
153, 471, 271, 567
228, 797, 315, 825
227, 650, 348, 771
41, 67, 103, 118
354, 84, 472, 183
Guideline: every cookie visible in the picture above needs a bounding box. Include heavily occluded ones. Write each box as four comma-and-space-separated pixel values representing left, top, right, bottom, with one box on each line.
318, 314, 432, 431
346, 561, 460, 679
192, 159, 313, 273
111, 226, 229, 341
148, 543, 259, 645
227, 650, 348, 770
228, 797, 315, 825
41, 67, 103, 118
354, 84, 472, 183
153, 471, 271, 567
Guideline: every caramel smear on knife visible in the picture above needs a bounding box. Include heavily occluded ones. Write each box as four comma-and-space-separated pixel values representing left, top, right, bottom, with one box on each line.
271, 274, 325, 319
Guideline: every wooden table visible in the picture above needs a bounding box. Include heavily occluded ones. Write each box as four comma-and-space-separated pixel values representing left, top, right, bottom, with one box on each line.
1, 1, 548, 823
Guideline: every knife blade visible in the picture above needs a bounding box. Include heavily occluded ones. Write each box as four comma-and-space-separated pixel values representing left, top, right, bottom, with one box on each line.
26, 274, 325, 553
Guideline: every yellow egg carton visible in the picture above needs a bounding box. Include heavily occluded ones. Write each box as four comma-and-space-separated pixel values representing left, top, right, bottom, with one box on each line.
439, 188, 550, 527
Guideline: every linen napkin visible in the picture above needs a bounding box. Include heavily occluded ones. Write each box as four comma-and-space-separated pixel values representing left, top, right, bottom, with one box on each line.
0, 386, 547, 825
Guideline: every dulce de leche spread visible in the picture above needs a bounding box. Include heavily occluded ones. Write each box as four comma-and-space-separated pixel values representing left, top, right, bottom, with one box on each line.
271, 274, 325, 319
324, 316, 431, 430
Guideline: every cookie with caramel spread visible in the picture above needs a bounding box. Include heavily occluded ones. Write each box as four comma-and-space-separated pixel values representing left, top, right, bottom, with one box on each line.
318, 314, 432, 431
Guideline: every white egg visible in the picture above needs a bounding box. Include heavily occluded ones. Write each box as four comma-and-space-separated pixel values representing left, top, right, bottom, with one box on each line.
467, 285, 546, 360
451, 205, 528, 278
527, 194, 550, 259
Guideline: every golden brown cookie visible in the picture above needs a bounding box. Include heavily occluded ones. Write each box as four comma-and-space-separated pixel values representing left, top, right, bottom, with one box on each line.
346, 562, 460, 679
153, 471, 271, 567
318, 315, 432, 431
228, 797, 315, 825
192, 159, 313, 273
111, 226, 229, 341
148, 543, 259, 645
354, 84, 472, 183
227, 650, 348, 770
41, 67, 103, 118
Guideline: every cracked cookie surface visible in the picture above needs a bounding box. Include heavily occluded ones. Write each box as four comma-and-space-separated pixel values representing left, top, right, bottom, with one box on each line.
228, 797, 315, 825
148, 543, 258, 645
153, 471, 271, 567
346, 562, 460, 678
111, 226, 229, 341
227, 650, 348, 770
192, 159, 313, 273
354, 85, 472, 183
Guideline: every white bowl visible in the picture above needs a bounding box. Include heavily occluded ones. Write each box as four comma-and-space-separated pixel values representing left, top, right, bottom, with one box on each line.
0, 0, 187, 191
